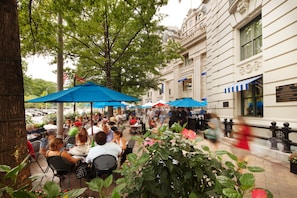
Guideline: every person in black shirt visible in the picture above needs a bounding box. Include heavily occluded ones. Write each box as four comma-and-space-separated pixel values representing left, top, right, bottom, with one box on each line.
168, 107, 179, 128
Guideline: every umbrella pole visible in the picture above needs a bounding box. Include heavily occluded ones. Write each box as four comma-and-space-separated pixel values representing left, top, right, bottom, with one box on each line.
91, 102, 93, 136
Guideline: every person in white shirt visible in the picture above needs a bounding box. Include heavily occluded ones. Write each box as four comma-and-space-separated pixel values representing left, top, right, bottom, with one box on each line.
87, 121, 101, 136
85, 131, 122, 163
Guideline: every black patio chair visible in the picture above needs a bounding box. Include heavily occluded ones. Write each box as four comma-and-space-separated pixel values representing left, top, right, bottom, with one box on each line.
30, 140, 46, 173
93, 154, 117, 178
120, 139, 136, 165
64, 136, 76, 148
47, 156, 73, 187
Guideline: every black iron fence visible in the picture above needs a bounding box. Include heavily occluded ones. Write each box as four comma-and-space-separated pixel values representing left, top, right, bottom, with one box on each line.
223, 119, 297, 153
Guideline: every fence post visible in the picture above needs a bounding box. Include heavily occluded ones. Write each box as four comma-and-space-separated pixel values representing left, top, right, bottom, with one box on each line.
269, 121, 278, 150
282, 122, 292, 153
223, 118, 233, 137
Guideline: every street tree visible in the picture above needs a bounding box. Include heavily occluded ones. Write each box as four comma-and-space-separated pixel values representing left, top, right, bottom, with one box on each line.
0, 0, 31, 188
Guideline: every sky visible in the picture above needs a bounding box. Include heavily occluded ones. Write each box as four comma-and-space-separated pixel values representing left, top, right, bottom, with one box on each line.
26, 0, 197, 83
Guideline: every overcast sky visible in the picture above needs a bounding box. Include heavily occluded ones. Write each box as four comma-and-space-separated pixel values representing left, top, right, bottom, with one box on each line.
26, 0, 198, 83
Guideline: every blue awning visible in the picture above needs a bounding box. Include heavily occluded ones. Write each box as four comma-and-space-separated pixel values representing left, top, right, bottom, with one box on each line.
178, 77, 188, 82
224, 76, 261, 93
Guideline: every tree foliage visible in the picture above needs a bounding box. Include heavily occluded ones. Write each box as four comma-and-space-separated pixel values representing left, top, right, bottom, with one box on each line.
18, 0, 181, 97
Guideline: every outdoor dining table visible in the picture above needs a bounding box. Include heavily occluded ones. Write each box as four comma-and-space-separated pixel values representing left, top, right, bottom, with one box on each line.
27, 133, 42, 142
130, 124, 142, 134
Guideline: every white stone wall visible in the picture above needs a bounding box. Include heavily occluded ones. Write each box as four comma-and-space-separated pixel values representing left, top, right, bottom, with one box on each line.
202, 0, 297, 130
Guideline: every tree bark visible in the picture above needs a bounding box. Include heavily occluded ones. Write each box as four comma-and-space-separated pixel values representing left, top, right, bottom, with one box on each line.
0, 0, 31, 188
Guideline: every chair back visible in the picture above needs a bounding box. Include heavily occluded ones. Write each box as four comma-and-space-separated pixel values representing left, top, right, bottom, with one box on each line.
93, 154, 117, 171
31, 140, 41, 159
47, 156, 72, 173
127, 139, 136, 149
65, 136, 76, 145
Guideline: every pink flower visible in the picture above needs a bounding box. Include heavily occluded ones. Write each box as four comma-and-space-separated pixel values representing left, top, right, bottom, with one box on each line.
182, 128, 196, 139
252, 188, 268, 198
144, 137, 156, 146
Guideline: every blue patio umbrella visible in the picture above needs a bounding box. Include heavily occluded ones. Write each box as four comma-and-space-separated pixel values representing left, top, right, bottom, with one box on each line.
168, 97, 207, 108
92, 101, 127, 108
27, 82, 138, 103
27, 82, 139, 135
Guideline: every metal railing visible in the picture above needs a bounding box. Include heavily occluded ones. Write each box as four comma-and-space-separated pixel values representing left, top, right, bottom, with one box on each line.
223, 119, 297, 153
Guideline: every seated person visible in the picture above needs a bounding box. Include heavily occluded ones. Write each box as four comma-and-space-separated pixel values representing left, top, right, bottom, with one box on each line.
102, 123, 114, 142
109, 117, 117, 128
40, 129, 57, 156
68, 121, 82, 137
85, 131, 122, 163
129, 115, 138, 126
45, 137, 82, 164
112, 130, 127, 151
149, 118, 157, 129
68, 127, 90, 156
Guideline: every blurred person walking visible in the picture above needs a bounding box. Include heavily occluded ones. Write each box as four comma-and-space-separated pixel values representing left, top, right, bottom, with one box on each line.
232, 116, 253, 164
204, 113, 222, 150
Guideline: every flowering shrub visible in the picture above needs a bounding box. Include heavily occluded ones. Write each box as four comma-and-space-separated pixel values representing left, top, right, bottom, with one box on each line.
289, 152, 297, 164
0, 156, 87, 198
115, 123, 272, 197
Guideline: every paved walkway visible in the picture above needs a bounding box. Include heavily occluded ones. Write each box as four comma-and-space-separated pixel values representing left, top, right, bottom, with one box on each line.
213, 138, 297, 198
30, 124, 297, 198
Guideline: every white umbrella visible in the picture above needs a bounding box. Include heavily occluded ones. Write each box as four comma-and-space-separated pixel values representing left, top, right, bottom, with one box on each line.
140, 101, 153, 108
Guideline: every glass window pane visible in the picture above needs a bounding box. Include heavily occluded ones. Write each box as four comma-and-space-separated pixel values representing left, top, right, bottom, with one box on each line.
242, 43, 253, 59
243, 98, 254, 116
240, 15, 262, 61
254, 37, 262, 54
256, 98, 263, 117
254, 19, 262, 37
241, 26, 252, 44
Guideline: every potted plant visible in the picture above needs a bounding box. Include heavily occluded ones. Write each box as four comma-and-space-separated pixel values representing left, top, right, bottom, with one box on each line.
288, 152, 297, 174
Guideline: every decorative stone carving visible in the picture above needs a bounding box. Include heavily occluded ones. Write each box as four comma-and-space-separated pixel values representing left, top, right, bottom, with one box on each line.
239, 60, 262, 75
237, 0, 249, 14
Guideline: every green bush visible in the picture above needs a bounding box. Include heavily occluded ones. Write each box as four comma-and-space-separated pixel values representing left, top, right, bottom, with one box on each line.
115, 123, 272, 198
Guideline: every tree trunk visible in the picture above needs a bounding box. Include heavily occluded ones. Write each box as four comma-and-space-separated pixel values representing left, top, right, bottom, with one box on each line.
0, 0, 31, 188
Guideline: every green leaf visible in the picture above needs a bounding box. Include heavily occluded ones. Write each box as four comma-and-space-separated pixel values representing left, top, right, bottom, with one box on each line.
215, 150, 229, 156
189, 191, 198, 198
227, 152, 238, 161
201, 145, 210, 152
103, 174, 113, 188
64, 188, 87, 198
239, 173, 255, 191
222, 188, 242, 198
0, 165, 11, 173
86, 178, 104, 192
247, 166, 265, 172
216, 176, 235, 188
127, 153, 138, 162
43, 181, 60, 197
13, 190, 37, 198
225, 161, 235, 169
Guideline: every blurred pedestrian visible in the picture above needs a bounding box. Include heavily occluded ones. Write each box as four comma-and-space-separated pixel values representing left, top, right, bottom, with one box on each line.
232, 116, 253, 164
204, 113, 221, 150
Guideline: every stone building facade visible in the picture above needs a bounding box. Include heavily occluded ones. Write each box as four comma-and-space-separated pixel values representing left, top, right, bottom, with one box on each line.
142, 0, 297, 133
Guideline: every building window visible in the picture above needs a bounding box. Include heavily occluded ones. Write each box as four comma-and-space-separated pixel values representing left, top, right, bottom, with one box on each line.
184, 54, 193, 66
241, 77, 263, 117
240, 15, 262, 60
169, 88, 171, 95
183, 78, 192, 91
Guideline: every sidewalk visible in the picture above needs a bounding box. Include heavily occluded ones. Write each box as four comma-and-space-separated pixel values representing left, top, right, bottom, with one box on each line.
216, 137, 297, 198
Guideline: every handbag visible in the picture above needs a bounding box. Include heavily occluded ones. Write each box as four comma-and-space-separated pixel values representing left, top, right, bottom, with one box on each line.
75, 162, 90, 179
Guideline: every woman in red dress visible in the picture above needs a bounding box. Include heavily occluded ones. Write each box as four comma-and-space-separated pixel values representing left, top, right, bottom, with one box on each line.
233, 116, 253, 163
